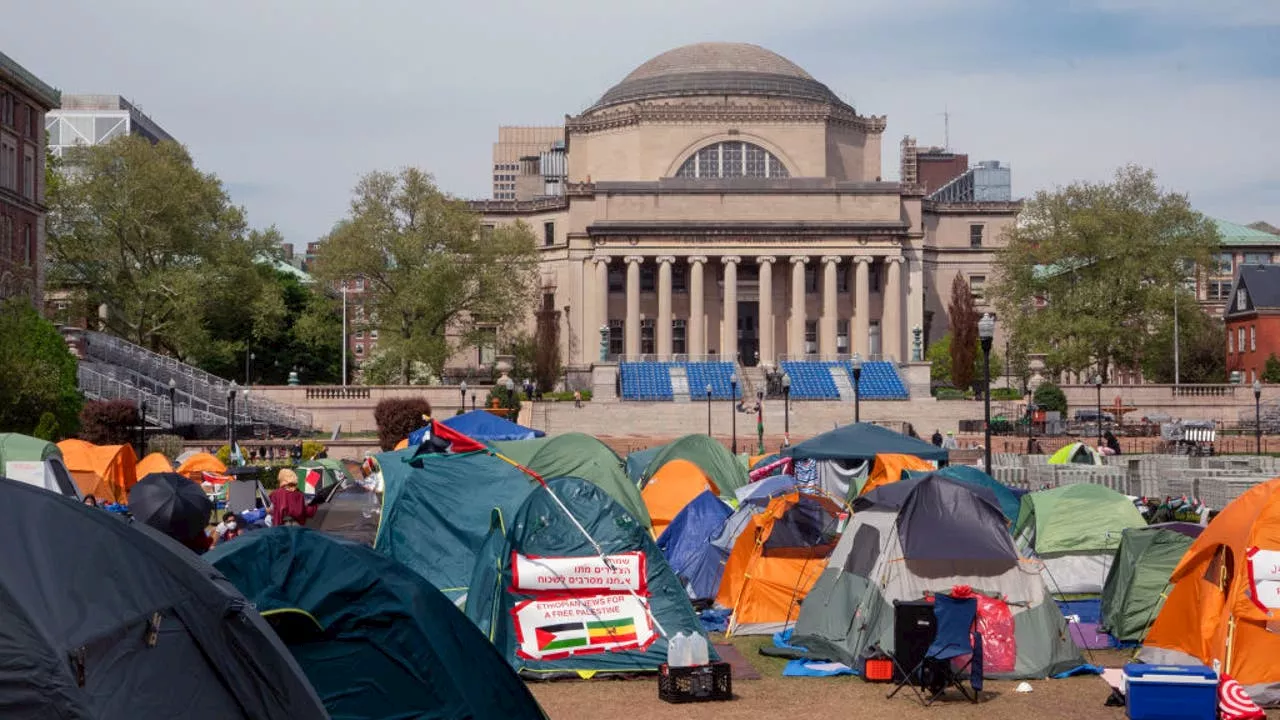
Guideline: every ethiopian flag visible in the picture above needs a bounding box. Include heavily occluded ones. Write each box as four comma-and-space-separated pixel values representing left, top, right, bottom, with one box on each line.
587, 617, 637, 644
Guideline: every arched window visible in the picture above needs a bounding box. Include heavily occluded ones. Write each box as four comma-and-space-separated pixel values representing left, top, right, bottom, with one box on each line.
675, 141, 790, 179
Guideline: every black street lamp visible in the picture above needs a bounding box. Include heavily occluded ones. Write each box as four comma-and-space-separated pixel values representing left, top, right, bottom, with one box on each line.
729, 374, 738, 454
851, 353, 863, 423
245, 351, 255, 386
705, 384, 713, 436
978, 314, 995, 475
756, 389, 764, 453
138, 398, 147, 459
459, 381, 468, 414
167, 379, 176, 429
504, 377, 515, 407
1255, 379, 1264, 456
782, 372, 792, 447
226, 381, 238, 457
1094, 374, 1104, 450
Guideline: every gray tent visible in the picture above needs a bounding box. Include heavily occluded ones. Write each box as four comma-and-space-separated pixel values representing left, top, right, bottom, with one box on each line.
0, 477, 328, 719
790, 474, 1084, 679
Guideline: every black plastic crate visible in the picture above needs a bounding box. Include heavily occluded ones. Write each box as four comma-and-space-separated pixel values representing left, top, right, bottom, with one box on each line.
658, 662, 732, 703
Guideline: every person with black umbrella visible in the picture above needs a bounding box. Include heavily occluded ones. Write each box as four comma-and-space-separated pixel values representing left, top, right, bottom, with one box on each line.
129, 472, 215, 553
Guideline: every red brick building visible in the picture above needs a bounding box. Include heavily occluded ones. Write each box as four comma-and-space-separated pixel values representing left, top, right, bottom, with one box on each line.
0, 50, 59, 308
1225, 264, 1280, 382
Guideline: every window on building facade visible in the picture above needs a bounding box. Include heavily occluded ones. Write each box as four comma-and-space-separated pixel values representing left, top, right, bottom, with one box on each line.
804, 321, 817, 354
837, 320, 849, 351
543, 221, 555, 247
370, 329, 378, 340
837, 266, 849, 293
354, 343, 365, 356
1208, 281, 1232, 301
870, 263, 881, 292
0, 136, 14, 190
23, 225, 31, 266
969, 275, 987, 302
1229, 331, 1234, 353
1251, 325, 1256, 351
672, 319, 687, 355
608, 266, 624, 293
1243, 252, 1271, 266
672, 264, 687, 292
1238, 327, 1246, 353
355, 330, 364, 339
970, 224, 984, 248
1237, 288, 1248, 310
542, 292, 555, 311
1214, 252, 1234, 276
674, 141, 790, 179
805, 266, 817, 294
22, 147, 34, 199
640, 318, 655, 354
608, 320, 624, 358
640, 264, 655, 292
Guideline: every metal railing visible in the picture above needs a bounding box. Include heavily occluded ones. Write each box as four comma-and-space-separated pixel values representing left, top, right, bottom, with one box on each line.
79, 331, 311, 431
77, 365, 222, 426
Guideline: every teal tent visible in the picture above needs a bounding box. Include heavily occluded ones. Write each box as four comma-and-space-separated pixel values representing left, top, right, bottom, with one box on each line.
208, 528, 545, 719
466, 477, 713, 678
375, 449, 541, 602
783, 422, 949, 462
904, 465, 1021, 523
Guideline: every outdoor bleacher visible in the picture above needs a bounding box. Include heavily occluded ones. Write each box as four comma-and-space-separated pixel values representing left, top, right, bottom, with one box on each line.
618, 362, 674, 400
854, 360, 909, 400
778, 360, 841, 399
684, 361, 736, 399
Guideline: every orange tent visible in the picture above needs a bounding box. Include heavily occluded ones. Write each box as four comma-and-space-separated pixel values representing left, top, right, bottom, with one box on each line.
641, 459, 719, 537
718, 490, 843, 636
176, 452, 227, 482
136, 452, 174, 478
56, 439, 138, 504
1143, 478, 1280, 699
861, 453, 936, 495
394, 438, 409, 451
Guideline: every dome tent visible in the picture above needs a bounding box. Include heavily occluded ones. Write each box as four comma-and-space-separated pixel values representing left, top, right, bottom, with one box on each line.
1013, 483, 1147, 595
208, 528, 546, 719
0, 432, 79, 498
629, 434, 748, 501
0, 477, 326, 719
1099, 523, 1201, 644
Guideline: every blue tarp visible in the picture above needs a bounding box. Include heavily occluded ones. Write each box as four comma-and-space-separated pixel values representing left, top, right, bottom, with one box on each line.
656, 491, 733, 602
736, 474, 802, 505
438, 410, 544, 442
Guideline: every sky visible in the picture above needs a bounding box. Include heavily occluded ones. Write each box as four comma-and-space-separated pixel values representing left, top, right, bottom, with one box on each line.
7, 0, 1278, 248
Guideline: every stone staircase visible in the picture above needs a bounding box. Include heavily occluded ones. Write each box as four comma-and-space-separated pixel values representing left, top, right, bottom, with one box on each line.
669, 365, 691, 402
829, 366, 855, 401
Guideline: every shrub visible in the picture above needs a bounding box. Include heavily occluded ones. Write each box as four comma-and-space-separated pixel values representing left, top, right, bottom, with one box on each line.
1033, 382, 1068, 415
374, 397, 432, 450
991, 387, 1023, 401
146, 433, 184, 460
32, 412, 60, 441
301, 439, 327, 460
215, 444, 231, 464
933, 387, 967, 401
485, 386, 521, 418
79, 399, 139, 445
0, 298, 82, 437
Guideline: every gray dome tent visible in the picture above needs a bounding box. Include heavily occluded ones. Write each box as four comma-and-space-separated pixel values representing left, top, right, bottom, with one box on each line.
0, 477, 327, 719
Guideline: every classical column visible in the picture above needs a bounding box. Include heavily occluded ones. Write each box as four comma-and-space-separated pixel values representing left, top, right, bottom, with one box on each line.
593, 255, 610, 344
722, 256, 740, 363
756, 256, 776, 367
688, 256, 707, 356
853, 255, 872, 357
656, 256, 675, 359
820, 256, 841, 357
790, 256, 808, 359
883, 256, 904, 362
624, 255, 643, 357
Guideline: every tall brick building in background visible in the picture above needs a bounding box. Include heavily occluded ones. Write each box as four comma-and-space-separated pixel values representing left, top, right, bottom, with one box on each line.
0, 50, 59, 309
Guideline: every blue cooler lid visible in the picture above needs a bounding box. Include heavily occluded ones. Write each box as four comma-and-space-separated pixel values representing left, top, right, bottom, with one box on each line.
1124, 663, 1217, 680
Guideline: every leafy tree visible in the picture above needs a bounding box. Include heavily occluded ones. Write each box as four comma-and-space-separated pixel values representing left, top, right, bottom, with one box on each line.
146, 434, 184, 461
1140, 300, 1226, 384
47, 136, 282, 360
373, 397, 432, 450
0, 299, 81, 437
79, 399, 139, 445
948, 275, 979, 390
1033, 382, 1068, 415
1263, 354, 1280, 384
926, 333, 1004, 388
992, 165, 1219, 378
314, 168, 540, 384
533, 306, 562, 393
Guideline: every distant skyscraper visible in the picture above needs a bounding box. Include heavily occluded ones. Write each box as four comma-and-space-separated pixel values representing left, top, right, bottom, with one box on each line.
492, 127, 563, 200
46, 94, 175, 156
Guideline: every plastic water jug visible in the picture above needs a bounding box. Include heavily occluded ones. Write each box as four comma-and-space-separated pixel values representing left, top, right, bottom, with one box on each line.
667, 632, 691, 667
689, 632, 709, 666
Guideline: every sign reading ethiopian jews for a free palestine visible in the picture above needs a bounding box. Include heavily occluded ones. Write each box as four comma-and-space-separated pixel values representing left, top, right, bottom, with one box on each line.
511, 552, 647, 593
1248, 547, 1280, 610
512, 593, 657, 660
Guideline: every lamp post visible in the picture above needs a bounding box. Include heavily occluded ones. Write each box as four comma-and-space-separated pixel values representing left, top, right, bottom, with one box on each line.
245, 351, 255, 386
705, 384, 713, 436
226, 381, 238, 456
782, 372, 791, 447
167, 379, 176, 429
471, 392, 476, 411
851, 353, 863, 423
459, 381, 468, 414
978, 314, 995, 476
756, 389, 764, 454
729, 374, 738, 454
138, 398, 147, 459
1255, 380, 1264, 456
1094, 374, 1104, 449
505, 377, 515, 405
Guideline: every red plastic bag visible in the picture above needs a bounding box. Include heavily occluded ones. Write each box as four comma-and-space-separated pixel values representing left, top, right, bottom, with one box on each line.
973, 595, 1016, 674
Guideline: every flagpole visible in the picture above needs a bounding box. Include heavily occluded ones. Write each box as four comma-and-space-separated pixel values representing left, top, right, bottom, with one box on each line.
341, 284, 348, 387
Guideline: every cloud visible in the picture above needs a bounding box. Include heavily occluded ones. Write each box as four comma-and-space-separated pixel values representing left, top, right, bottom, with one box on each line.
5, 0, 1277, 246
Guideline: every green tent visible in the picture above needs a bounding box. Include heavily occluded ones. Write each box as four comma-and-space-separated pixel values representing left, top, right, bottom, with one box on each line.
375, 449, 541, 603
491, 433, 652, 531
465, 477, 713, 678
783, 422, 950, 462
1014, 484, 1147, 594
208, 527, 545, 719
0, 433, 78, 498
1099, 523, 1201, 643
629, 435, 748, 499
297, 458, 348, 495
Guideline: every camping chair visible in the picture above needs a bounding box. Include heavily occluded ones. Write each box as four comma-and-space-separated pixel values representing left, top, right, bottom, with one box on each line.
888, 594, 983, 705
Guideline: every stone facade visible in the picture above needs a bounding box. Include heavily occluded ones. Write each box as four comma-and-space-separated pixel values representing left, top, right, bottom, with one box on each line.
0, 51, 58, 309
468, 43, 1019, 374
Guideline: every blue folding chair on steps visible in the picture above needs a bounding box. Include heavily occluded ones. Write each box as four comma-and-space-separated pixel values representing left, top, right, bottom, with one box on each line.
887, 594, 984, 705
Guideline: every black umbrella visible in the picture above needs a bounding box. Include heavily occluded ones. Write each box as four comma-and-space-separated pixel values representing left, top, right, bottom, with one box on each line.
129, 472, 213, 551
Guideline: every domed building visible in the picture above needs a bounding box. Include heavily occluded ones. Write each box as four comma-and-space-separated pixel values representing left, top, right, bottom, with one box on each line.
473, 43, 1018, 392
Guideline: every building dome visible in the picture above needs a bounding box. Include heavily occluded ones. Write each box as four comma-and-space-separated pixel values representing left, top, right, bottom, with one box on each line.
590, 42, 849, 112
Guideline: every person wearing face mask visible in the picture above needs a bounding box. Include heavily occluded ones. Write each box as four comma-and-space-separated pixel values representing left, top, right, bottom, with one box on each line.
214, 512, 242, 545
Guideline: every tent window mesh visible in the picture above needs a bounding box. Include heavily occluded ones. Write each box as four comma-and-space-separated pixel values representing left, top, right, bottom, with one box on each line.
842, 524, 881, 576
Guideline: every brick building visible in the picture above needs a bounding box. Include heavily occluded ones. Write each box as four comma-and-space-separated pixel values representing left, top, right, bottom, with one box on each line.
0, 50, 59, 308
1225, 264, 1280, 383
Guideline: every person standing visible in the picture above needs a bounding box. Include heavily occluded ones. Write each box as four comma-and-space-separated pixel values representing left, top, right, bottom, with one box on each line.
269, 469, 316, 527
931, 429, 943, 447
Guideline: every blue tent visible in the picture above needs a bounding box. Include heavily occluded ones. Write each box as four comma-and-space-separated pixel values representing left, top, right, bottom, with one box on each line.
656, 491, 733, 602
904, 465, 1021, 523
438, 410, 544, 442
735, 474, 802, 505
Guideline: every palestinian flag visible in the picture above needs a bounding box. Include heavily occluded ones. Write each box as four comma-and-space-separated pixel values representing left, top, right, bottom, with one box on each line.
587, 617, 637, 644
535, 622, 589, 652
